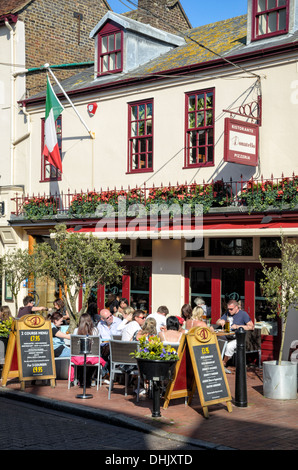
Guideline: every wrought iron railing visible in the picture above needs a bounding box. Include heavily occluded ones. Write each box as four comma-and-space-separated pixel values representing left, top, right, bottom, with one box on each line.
10, 173, 298, 219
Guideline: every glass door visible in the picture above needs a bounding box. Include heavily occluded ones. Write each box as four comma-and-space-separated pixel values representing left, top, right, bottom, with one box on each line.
221, 267, 245, 315
185, 262, 253, 322
189, 266, 211, 310
129, 264, 151, 313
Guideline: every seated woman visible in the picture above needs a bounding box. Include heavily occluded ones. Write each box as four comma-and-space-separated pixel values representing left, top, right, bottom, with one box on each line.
50, 312, 71, 357
158, 316, 185, 346
53, 298, 69, 325
70, 313, 107, 385
116, 306, 135, 333
180, 303, 192, 327
133, 317, 157, 341
0, 305, 12, 321
185, 306, 214, 332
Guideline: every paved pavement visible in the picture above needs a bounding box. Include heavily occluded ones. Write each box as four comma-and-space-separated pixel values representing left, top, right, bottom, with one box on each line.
0, 366, 297, 451
0, 397, 202, 451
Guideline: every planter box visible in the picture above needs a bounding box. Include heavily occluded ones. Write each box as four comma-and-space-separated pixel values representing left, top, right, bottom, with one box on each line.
263, 360, 297, 400
137, 358, 176, 381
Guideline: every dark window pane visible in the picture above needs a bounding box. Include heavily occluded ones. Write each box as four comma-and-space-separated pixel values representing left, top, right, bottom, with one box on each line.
209, 238, 253, 256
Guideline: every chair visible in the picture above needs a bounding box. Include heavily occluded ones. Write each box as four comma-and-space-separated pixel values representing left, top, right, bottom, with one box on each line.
108, 340, 140, 400
245, 329, 262, 368
55, 356, 70, 380
217, 337, 228, 359
111, 334, 122, 340
67, 335, 103, 390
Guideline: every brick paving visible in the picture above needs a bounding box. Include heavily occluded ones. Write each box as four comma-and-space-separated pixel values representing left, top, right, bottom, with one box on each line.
1, 366, 297, 450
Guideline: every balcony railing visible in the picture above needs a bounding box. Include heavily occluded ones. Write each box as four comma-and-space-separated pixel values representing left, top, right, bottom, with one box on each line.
11, 174, 298, 220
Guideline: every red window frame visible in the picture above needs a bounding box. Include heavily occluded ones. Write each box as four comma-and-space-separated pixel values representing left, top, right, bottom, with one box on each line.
41, 116, 62, 182
97, 22, 123, 76
184, 88, 215, 168
127, 98, 154, 174
252, 0, 289, 41
184, 261, 282, 361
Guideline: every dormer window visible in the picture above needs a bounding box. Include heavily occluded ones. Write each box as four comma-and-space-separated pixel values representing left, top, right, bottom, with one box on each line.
252, 0, 289, 40
97, 22, 123, 76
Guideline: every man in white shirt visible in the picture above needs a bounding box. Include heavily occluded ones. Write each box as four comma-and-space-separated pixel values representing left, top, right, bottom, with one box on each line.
146, 305, 168, 333
97, 309, 122, 341
121, 310, 146, 341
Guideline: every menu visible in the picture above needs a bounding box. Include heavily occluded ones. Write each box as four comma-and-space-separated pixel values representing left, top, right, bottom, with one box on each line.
19, 328, 54, 378
193, 343, 228, 402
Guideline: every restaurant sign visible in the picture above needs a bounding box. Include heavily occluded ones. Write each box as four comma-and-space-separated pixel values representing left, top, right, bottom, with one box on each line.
224, 118, 259, 166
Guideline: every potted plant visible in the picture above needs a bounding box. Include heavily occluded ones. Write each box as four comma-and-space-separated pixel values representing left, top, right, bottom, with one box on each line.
0, 317, 13, 366
260, 235, 298, 399
22, 196, 58, 219
132, 335, 179, 380
132, 335, 179, 417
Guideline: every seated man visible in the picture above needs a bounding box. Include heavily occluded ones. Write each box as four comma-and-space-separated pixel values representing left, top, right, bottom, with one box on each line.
121, 310, 146, 341
216, 299, 254, 372
97, 309, 122, 340
17, 295, 46, 318
97, 309, 122, 363
146, 305, 168, 333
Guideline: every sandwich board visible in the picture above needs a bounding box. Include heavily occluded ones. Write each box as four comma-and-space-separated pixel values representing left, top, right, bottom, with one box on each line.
1, 315, 56, 390
163, 327, 232, 418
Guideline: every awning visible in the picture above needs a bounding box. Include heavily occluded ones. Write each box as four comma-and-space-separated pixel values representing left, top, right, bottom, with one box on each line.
66, 220, 298, 239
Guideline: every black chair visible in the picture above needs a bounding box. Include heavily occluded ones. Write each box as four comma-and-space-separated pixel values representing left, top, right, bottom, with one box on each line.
108, 340, 140, 400
245, 329, 262, 368
67, 335, 103, 390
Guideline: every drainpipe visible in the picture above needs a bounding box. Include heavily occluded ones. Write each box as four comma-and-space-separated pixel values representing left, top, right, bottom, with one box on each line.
5, 18, 16, 186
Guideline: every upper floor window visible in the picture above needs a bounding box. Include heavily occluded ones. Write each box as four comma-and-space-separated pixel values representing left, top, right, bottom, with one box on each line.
184, 89, 214, 168
252, 0, 289, 40
128, 99, 153, 173
97, 23, 123, 76
41, 116, 62, 182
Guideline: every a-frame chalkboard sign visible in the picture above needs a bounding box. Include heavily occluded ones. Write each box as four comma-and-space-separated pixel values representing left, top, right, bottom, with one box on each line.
1, 314, 56, 390
163, 327, 232, 418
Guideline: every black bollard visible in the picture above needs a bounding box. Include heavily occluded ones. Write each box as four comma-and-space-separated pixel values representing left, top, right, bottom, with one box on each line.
151, 380, 161, 417
235, 327, 247, 407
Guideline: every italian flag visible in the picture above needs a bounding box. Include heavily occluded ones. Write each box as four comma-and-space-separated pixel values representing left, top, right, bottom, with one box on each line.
43, 75, 64, 172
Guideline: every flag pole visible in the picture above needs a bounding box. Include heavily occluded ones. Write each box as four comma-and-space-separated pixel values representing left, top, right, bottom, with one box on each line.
44, 63, 95, 139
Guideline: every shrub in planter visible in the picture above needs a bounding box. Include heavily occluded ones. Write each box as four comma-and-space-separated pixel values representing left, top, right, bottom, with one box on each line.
132, 335, 179, 382
240, 177, 298, 212
260, 236, 298, 399
145, 183, 215, 214
69, 188, 145, 216
0, 317, 13, 364
0, 317, 13, 339
22, 196, 58, 219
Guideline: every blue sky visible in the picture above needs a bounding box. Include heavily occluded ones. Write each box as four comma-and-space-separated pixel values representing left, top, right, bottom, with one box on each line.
107, 0, 248, 28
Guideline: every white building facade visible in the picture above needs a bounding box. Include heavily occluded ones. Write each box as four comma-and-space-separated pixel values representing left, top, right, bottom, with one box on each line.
2, 1, 298, 361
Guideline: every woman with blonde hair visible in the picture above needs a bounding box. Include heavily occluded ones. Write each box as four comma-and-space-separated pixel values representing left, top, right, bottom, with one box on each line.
185, 306, 214, 331
116, 306, 135, 333
133, 317, 157, 341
